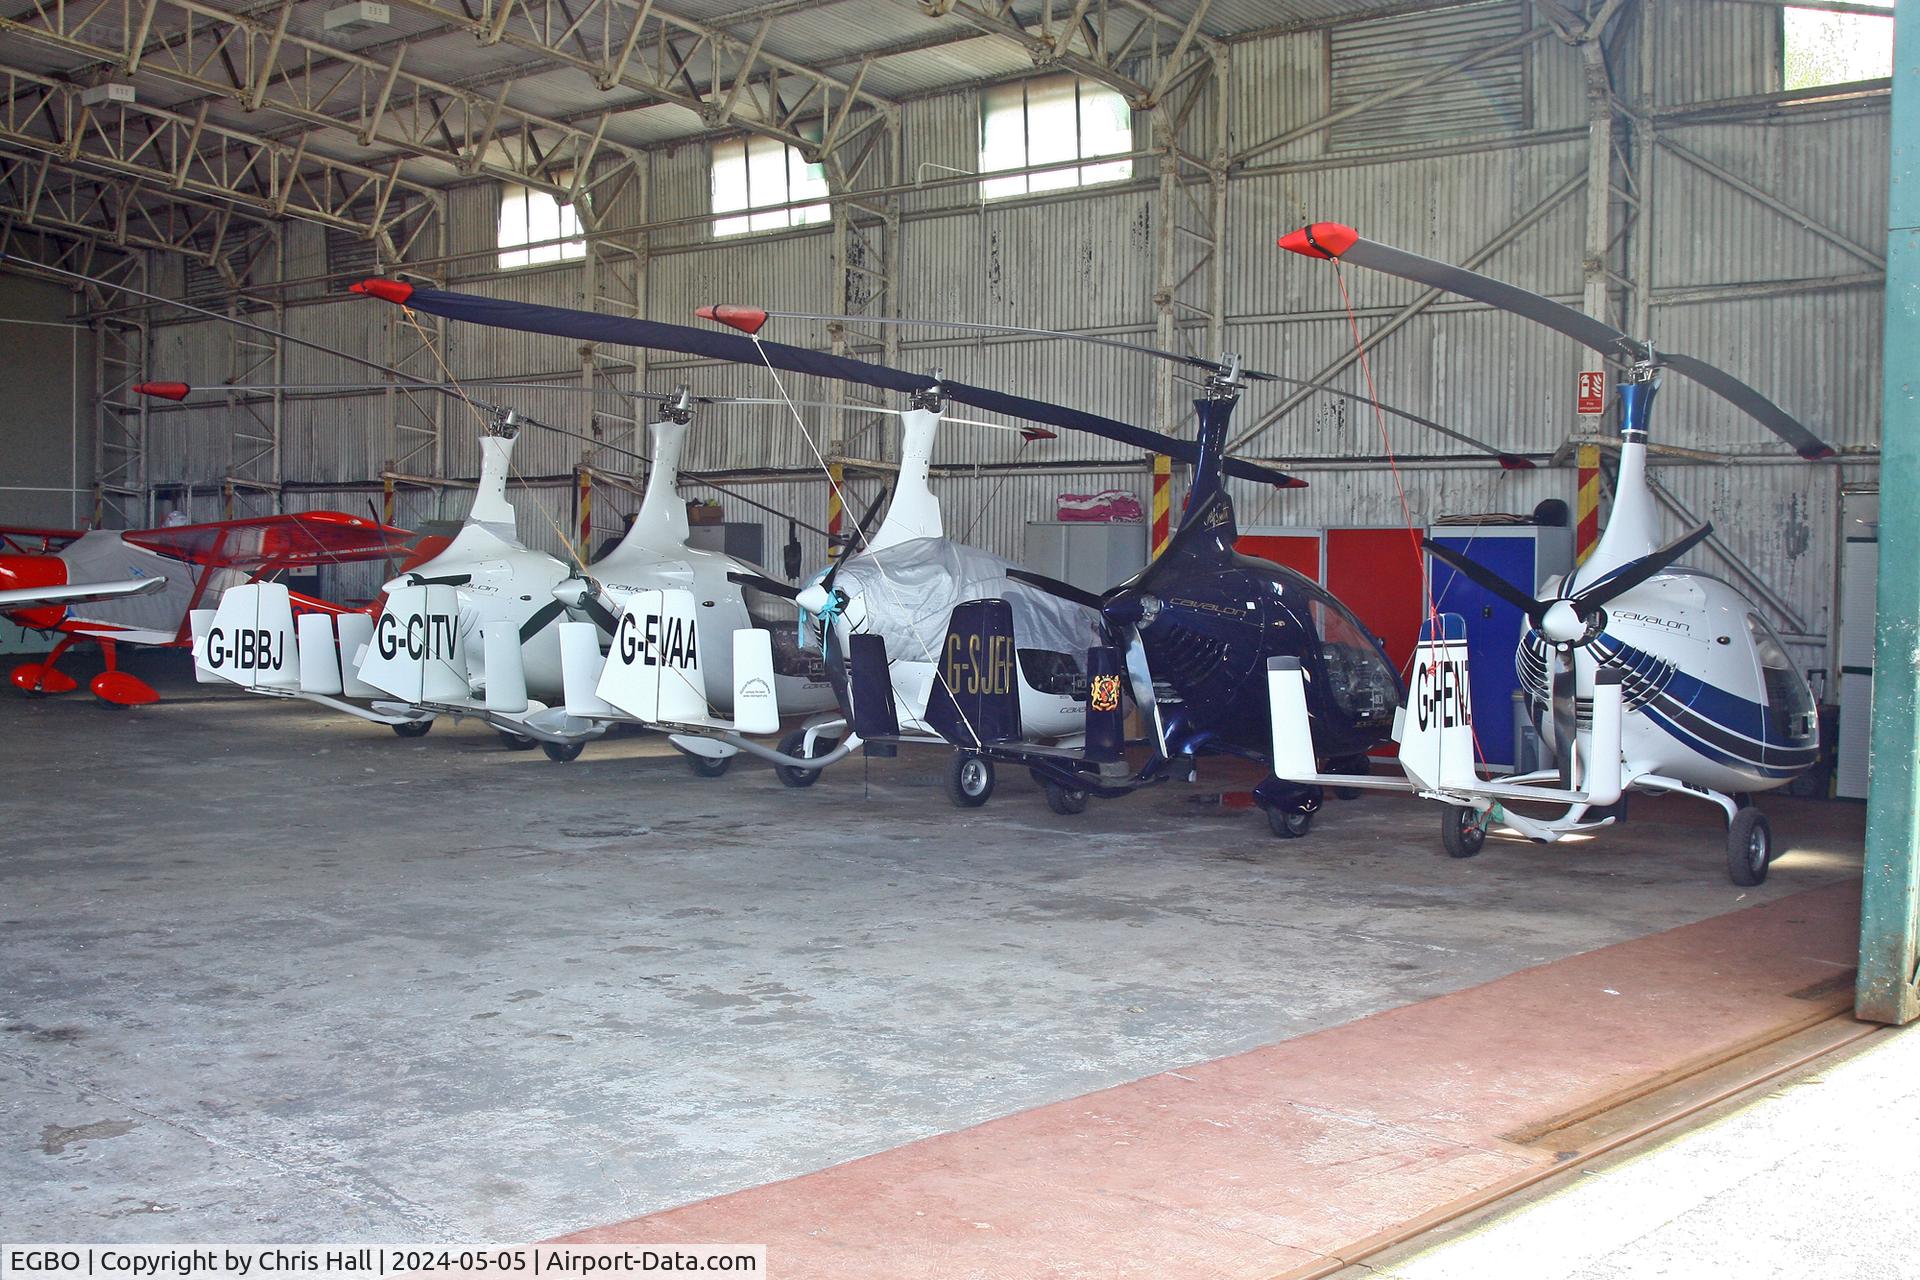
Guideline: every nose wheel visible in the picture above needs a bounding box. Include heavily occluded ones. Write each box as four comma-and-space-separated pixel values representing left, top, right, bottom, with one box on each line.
1726, 807, 1772, 886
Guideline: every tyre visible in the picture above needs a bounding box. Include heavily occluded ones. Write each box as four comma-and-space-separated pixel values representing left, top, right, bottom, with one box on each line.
775, 728, 831, 788
1442, 804, 1488, 859
1267, 806, 1313, 839
1726, 807, 1772, 886
946, 751, 994, 807
542, 739, 585, 763
684, 750, 732, 777
391, 719, 432, 738
1044, 780, 1088, 815
498, 729, 538, 751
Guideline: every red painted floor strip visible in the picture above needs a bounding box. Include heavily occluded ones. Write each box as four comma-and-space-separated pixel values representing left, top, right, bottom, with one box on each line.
560, 882, 1861, 1279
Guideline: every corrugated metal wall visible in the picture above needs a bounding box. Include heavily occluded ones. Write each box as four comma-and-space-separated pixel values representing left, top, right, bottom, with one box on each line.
119, 0, 1885, 676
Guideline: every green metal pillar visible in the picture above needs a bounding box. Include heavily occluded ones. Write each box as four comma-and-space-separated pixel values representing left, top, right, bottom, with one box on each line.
1858, 0, 1920, 1025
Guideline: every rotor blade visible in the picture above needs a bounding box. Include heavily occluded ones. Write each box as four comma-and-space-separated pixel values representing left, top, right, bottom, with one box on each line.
1553, 654, 1577, 792
728, 570, 801, 601
353, 280, 1305, 490
1278, 223, 1832, 459
1423, 536, 1545, 624
1005, 569, 1108, 612
1660, 354, 1834, 461
1568, 522, 1714, 613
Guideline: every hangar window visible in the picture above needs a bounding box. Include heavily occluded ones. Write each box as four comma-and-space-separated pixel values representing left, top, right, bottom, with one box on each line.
497, 184, 585, 269
711, 136, 831, 237
1783, 3, 1893, 90
978, 74, 1133, 201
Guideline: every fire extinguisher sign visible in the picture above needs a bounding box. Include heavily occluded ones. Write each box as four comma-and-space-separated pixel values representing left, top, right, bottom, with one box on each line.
1577, 371, 1606, 415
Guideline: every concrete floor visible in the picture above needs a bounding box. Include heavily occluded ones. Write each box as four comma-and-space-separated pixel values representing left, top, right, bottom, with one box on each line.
0, 655, 1864, 1244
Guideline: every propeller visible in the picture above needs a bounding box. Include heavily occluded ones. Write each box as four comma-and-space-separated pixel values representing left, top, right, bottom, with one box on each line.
1278, 222, 1834, 461
1426, 522, 1710, 785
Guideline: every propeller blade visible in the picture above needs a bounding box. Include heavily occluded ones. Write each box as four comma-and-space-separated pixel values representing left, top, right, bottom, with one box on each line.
519, 597, 567, 644
1423, 537, 1545, 625
573, 585, 623, 634
1005, 569, 1108, 612
1278, 223, 1832, 459
1553, 653, 1578, 791
1568, 522, 1714, 614
849, 484, 891, 553
728, 570, 801, 601
354, 280, 1306, 491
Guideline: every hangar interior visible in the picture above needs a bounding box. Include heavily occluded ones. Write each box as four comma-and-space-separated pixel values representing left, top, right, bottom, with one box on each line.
2, 0, 1916, 1273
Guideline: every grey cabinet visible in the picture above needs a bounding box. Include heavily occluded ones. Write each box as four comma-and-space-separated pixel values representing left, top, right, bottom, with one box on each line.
1023, 521, 1148, 593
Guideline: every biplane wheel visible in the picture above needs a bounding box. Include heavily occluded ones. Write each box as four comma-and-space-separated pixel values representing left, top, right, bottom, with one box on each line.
497, 729, 539, 751
1442, 804, 1487, 859
1043, 780, 1088, 816
946, 751, 994, 808
390, 719, 432, 738
1726, 807, 1772, 887
1267, 806, 1313, 839
542, 739, 586, 763
774, 729, 831, 788
684, 750, 732, 778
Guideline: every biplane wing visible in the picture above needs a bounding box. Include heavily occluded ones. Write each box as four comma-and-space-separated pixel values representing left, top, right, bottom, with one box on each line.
0, 576, 168, 609
0, 525, 86, 554
122, 511, 417, 573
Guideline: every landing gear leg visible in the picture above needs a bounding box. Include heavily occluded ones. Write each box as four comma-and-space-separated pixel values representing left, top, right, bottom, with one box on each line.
12, 633, 80, 696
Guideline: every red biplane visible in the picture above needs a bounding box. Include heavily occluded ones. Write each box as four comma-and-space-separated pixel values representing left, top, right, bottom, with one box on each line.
0, 511, 421, 705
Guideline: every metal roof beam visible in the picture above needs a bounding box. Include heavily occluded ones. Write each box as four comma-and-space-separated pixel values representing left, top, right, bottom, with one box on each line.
0, 144, 278, 263
0, 0, 645, 199
376, 0, 899, 162
0, 60, 443, 252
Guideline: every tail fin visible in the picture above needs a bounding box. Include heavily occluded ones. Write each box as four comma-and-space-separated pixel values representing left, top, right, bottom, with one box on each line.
1400, 613, 1478, 793
847, 632, 899, 739
559, 620, 618, 718
482, 623, 529, 713
356, 584, 469, 704
731, 628, 780, 735
1085, 644, 1125, 763
197, 583, 299, 691
1585, 668, 1624, 806
1266, 656, 1320, 779
594, 589, 706, 724
923, 599, 1022, 748
296, 613, 343, 695
334, 613, 384, 699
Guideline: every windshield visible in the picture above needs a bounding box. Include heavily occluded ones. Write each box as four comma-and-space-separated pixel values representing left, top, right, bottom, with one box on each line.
1746, 612, 1816, 744
1309, 596, 1401, 729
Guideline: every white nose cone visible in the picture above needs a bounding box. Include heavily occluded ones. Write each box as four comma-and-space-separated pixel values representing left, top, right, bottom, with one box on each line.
1540, 599, 1586, 644
795, 583, 831, 615
552, 577, 588, 607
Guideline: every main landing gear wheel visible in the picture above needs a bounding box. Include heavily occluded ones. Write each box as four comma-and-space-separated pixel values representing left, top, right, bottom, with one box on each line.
774, 729, 832, 788
498, 729, 538, 751
1443, 804, 1489, 859
1043, 780, 1089, 816
1726, 807, 1772, 887
542, 739, 586, 763
1267, 807, 1313, 839
391, 720, 432, 738
684, 751, 732, 778
946, 751, 995, 808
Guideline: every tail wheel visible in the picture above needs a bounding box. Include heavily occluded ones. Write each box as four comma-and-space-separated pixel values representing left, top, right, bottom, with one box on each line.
1268, 807, 1313, 839
684, 750, 732, 778
1043, 780, 1089, 815
1727, 807, 1772, 886
946, 751, 995, 808
542, 739, 586, 763
391, 720, 432, 738
1442, 805, 1488, 858
774, 728, 832, 788
498, 729, 539, 751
